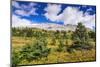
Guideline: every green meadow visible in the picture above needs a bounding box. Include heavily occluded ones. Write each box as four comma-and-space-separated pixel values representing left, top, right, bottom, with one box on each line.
12, 23, 96, 66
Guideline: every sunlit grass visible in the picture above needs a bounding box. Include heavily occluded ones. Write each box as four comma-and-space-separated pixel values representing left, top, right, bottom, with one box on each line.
12, 25, 96, 66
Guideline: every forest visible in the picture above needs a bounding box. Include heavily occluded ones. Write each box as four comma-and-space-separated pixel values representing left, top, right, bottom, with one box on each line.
12, 23, 96, 66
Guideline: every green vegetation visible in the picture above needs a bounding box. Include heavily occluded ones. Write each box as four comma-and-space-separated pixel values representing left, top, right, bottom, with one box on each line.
12, 23, 96, 66
67, 23, 94, 52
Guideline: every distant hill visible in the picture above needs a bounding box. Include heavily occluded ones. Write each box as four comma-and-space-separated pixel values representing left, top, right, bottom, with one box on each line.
12, 23, 77, 31
12, 23, 93, 31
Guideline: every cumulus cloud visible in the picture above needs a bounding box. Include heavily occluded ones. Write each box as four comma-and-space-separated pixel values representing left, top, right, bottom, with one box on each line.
60, 7, 95, 29
82, 13, 95, 29
15, 8, 36, 16
12, 2, 95, 29
13, 2, 37, 17
12, 15, 32, 27
44, 4, 62, 21
12, 14, 54, 29
44, 4, 95, 29
60, 7, 84, 25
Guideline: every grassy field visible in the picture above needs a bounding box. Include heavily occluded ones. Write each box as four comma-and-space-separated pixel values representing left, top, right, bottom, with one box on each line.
12, 36, 96, 65
12, 23, 96, 66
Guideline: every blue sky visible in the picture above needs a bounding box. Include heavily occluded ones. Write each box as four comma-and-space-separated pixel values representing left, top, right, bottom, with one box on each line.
12, 1, 96, 29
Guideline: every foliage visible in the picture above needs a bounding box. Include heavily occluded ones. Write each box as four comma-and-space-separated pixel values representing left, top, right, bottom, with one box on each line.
69, 22, 94, 52
12, 40, 51, 65
88, 31, 96, 41
12, 22, 96, 65
12, 48, 22, 67
21, 40, 50, 61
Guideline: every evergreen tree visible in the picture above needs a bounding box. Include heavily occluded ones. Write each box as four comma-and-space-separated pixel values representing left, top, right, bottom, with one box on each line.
71, 22, 93, 50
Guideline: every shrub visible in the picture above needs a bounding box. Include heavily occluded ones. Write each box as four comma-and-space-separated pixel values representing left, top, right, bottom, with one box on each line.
20, 40, 51, 62
12, 49, 22, 67
12, 40, 51, 66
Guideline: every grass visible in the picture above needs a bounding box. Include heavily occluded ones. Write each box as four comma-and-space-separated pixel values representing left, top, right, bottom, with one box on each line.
12, 25, 96, 66
18, 49, 95, 65
12, 36, 96, 65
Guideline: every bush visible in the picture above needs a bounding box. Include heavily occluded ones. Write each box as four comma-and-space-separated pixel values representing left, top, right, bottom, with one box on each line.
20, 40, 50, 62
67, 41, 94, 53
12, 49, 22, 67
12, 40, 51, 66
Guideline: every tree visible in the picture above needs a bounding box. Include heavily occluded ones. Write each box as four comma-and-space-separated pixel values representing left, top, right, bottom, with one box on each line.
70, 22, 93, 50
88, 31, 96, 41
73, 22, 89, 42
26, 28, 33, 37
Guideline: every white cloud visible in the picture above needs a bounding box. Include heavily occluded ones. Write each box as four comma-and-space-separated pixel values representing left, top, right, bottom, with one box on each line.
12, 2, 95, 29
86, 7, 94, 14
15, 10, 29, 16
12, 15, 32, 27
44, 4, 95, 29
82, 14, 95, 29
13, 2, 37, 17
21, 2, 36, 9
12, 1, 21, 8
44, 4, 62, 21
61, 7, 84, 25
15, 8, 36, 16
29, 2, 36, 7
61, 7, 95, 29
86, 8, 93, 12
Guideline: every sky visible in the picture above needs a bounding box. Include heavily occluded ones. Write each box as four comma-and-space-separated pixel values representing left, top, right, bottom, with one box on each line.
12, 1, 96, 29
